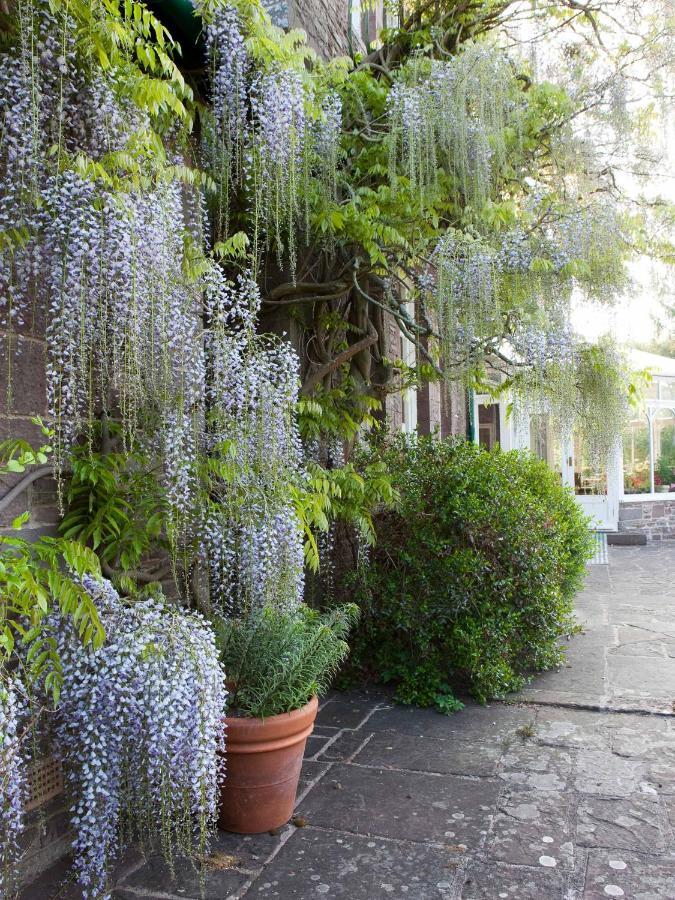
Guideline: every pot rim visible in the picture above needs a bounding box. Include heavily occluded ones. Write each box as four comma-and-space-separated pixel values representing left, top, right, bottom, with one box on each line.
223, 694, 318, 748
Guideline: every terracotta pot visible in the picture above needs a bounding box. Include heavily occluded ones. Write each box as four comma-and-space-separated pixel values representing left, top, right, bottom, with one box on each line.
219, 695, 318, 834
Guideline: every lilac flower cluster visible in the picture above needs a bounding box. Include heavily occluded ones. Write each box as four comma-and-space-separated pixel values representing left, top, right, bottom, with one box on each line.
52, 577, 226, 899
0, 676, 28, 897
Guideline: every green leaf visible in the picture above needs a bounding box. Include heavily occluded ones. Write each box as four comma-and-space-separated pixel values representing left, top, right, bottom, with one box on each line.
11, 511, 30, 530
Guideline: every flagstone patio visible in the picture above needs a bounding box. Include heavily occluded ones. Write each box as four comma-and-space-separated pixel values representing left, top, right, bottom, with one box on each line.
22, 543, 675, 899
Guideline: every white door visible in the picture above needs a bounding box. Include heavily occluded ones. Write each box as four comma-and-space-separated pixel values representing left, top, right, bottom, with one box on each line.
563, 434, 620, 531
526, 414, 620, 531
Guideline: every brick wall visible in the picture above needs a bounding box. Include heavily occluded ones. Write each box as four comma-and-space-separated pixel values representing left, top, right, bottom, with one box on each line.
0, 328, 60, 536
618, 499, 675, 542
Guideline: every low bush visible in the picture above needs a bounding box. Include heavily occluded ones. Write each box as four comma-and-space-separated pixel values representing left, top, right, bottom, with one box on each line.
343, 436, 595, 710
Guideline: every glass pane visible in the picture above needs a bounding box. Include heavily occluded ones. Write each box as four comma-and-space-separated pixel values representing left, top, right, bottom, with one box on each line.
656, 378, 675, 401
623, 414, 651, 494
654, 407, 675, 492
574, 434, 607, 495
478, 403, 500, 450
529, 414, 563, 481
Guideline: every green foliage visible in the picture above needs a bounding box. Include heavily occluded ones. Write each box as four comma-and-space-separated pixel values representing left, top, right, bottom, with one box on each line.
343, 436, 594, 710
294, 459, 395, 570
297, 380, 382, 444
60, 441, 168, 580
0, 429, 105, 702
215, 603, 359, 717
509, 338, 635, 463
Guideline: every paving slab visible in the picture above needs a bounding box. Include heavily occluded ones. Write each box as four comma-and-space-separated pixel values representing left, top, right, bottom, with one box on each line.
606, 656, 675, 702
296, 763, 500, 847
583, 849, 675, 898
498, 742, 573, 792
245, 827, 462, 899
532, 708, 615, 751
315, 692, 385, 729
460, 858, 568, 899
349, 730, 502, 778
364, 702, 536, 742
19, 543, 675, 900
574, 749, 651, 797
576, 795, 669, 853
485, 789, 575, 870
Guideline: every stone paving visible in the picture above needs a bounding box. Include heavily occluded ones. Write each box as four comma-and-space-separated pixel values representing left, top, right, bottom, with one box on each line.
22, 544, 675, 899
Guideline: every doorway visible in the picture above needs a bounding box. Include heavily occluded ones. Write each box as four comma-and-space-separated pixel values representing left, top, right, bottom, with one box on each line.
528, 415, 620, 531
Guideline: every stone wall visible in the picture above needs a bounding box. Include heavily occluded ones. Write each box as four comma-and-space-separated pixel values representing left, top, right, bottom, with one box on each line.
618, 499, 675, 542
17, 795, 72, 889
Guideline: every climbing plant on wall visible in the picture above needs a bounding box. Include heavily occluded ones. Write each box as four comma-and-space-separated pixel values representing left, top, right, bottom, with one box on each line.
191, 0, 664, 462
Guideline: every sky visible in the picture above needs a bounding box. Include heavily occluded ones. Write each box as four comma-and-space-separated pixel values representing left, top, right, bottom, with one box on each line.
572, 258, 672, 346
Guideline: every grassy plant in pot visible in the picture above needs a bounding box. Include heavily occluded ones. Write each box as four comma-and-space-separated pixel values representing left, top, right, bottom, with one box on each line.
215, 603, 358, 833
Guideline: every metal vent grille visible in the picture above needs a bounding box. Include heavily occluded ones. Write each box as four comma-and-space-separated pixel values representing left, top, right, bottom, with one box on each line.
25, 755, 64, 811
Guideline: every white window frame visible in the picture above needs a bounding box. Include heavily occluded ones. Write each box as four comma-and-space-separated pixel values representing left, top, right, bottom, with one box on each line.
400, 300, 417, 434
622, 397, 675, 502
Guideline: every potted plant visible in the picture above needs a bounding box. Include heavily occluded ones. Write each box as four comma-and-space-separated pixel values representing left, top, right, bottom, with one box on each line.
214, 603, 358, 834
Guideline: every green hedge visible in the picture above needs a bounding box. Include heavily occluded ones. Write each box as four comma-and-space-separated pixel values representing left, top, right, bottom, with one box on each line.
344, 436, 595, 711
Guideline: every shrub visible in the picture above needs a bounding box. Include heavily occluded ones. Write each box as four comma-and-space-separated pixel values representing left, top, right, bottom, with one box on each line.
215, 603, 359, 718
344, 436, 595, 710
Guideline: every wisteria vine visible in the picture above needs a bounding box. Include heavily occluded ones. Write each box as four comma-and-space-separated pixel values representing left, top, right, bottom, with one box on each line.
201, 272, 305, 617
52, 577, 226, 899
0, 676, 28, 898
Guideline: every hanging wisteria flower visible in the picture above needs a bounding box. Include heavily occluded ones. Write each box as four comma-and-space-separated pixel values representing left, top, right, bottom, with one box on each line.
201, 2, 249, 239
0, 675, 28, 898
431, 233, 502, 370
388, 48, 521, 204
1, 0, 206, 487
52, 577, 226, 900
201, 270, 305, 618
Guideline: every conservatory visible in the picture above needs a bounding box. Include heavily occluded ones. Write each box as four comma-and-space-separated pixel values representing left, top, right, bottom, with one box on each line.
472, 349, 675, 539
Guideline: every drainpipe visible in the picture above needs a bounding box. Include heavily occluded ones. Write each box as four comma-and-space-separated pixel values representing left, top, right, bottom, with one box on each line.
467, 388, 475, 442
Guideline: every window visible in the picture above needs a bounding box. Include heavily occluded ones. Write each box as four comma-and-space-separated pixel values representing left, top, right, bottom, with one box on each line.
623, 415, 651, 494
574, 433, 608, 495
478, 402, 500, 450
622, 378, 675, 496
529, 414, 563, 480
654, 408, 675, 490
